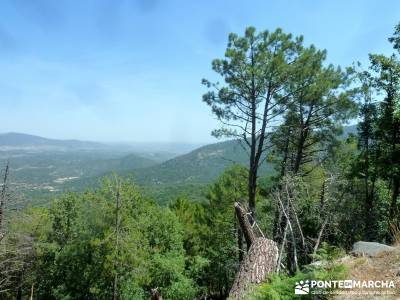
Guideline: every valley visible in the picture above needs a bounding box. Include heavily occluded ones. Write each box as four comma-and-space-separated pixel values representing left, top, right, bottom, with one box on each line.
1, 126, 357, 206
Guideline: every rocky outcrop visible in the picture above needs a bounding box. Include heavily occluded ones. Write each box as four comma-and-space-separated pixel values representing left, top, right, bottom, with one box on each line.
352, 241, 395, 257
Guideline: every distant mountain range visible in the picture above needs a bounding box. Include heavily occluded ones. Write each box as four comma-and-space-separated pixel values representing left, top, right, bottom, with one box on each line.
0, 132, 203, 154
0, 132, 106, 150
0, 126, 358, 205
63, 139, 268, 204
131, 140, 271, 186
0, 133, 179, 202
131, 124, 357, 186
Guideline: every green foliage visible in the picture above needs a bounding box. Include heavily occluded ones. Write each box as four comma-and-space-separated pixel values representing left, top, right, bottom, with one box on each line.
26, 177, 196, 300
170, 165, 249, 298
269, 44, 357, 176
202, 27, 306, 139
0, 207, 50, 299
203, 165, 248, 296
311, 242, 345, 262
129, 140, 273, 191
347, 24, 400, 243
251, 244, 348, 300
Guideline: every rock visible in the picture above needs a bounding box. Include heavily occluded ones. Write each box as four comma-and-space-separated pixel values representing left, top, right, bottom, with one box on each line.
310, 260, 326, 267
352, 241, 395, 257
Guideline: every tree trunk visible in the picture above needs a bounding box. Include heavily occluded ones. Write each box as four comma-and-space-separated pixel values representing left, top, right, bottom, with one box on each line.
388, 177, 400, 242
389, 177, 399, 222
272, 205, 283, 242
229, 238, 278, 300
30, 283, 34, 300
293, 127, 308, 174
229, 203, 278, 299
280, 126, 292, 178
234, 203, 256, 248
248, 165, 257, 221
0, 161, 9, 233
150, 288, 162, 300
237, 222, 244, 263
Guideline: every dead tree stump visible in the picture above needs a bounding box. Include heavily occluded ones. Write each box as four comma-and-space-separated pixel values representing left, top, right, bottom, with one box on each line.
229, 203, 278, 299
150, 288, 162, 300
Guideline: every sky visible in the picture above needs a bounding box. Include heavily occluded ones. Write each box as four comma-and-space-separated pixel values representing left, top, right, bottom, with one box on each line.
0, 0, 399, 144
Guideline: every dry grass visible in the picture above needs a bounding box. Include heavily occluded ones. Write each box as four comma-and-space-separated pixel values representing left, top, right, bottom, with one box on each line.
390, 223, 400, 247
334, 247, 400, 300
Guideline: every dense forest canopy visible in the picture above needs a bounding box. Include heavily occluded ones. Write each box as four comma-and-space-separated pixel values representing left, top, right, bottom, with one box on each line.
1, 23, 400, 299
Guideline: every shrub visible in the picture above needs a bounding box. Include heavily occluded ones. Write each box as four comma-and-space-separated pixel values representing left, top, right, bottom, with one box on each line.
251, 244, 348, 300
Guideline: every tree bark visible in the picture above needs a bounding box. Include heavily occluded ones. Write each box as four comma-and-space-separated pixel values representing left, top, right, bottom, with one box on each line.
234, 203, 256, 248
150, 288, 162, 300
230, 203, 278, 299
229, 238, 278, 300
30, 283, 34, 300
388, 177, 400, 242
0, 161, 9, 233
237, 223, 244, 263
248, 169, 257, 222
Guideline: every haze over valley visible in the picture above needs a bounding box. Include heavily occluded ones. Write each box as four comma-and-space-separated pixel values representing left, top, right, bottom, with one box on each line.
2, 126, 357, 205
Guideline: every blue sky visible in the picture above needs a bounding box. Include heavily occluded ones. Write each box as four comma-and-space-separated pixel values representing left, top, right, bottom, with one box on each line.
0, 0, 399, 143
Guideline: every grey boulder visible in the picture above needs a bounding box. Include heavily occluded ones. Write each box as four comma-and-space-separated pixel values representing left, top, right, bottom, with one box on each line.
352, 241, 395, 257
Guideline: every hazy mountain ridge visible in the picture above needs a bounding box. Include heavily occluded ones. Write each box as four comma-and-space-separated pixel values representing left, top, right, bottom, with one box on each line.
62, 139, 263, 204
0, 133, 201, 155
129, 125, 358, 187
131, 139, 271, 186
1, 127, 357, 204
0, 133, 179, 199
0, 132, 107, 150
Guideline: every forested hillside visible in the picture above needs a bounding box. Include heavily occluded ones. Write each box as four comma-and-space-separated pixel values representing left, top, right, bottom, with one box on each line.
0, 133, 184, 204
102, 126, 356, 184
0, 127, 358, 206
1, 20, 400, 300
